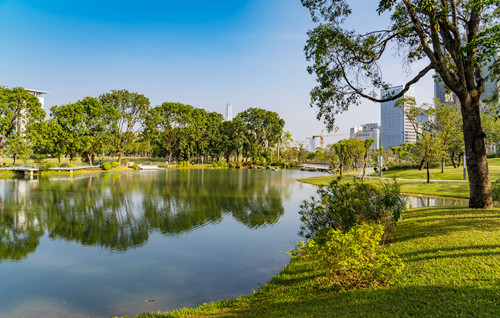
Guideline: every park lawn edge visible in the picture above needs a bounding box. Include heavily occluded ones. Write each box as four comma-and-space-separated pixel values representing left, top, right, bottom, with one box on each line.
121, 207, 500, 318
296, 175, 471, 199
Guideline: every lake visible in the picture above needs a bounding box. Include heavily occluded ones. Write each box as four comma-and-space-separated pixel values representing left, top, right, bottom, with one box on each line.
0, 169, 474, 317
0, 169, 324, 317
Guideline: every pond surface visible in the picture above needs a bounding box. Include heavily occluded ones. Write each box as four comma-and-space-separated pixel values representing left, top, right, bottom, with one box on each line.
0, 169, 324, 317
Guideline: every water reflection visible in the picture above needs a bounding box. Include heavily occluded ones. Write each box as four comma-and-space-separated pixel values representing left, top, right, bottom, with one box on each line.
0, 170, 286, 262
405, 195, 469, 208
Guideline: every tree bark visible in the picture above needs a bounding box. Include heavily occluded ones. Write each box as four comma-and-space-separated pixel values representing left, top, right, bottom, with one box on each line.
441, 157, 445, 173
460, 96, 493, 208
451, 152, 457, 168
426, 162, 430, 184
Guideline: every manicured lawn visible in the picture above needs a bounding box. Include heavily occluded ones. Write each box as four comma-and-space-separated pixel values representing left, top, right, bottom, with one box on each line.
126, 207, 500, 318
297, 175, 472, 198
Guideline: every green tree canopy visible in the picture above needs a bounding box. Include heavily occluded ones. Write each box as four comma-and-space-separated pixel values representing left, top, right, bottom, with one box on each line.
302, 0, 500, 208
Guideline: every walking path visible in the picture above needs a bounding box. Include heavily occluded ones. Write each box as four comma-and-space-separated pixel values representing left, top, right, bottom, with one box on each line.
355, 168, 468, 183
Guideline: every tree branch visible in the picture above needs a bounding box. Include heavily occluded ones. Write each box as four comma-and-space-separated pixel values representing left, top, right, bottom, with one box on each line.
342, 63, 435, 103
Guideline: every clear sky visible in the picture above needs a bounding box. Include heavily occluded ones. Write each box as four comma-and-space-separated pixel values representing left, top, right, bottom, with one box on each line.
0, 0, 434, 145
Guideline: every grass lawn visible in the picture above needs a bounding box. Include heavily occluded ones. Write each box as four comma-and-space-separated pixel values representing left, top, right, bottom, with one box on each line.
126, 207, 500, 317
297, 174, 472, 198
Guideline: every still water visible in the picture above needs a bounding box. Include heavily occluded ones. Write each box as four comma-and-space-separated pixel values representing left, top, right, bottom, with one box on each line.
0, 169, 324, 317
0, 170, 472, 317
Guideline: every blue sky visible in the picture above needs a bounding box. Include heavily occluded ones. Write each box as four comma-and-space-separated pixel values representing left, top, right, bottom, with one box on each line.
0, 0, 434, 144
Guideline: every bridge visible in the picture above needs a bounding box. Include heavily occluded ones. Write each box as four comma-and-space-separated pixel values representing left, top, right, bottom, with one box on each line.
301, 162, 332, 171
0, 166, 39, 177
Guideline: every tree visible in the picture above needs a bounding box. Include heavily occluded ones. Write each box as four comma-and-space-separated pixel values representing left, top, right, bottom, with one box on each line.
144, 102, 193, 163
99, 90, 150, 164
0, 87, 45, 164
415, 132, 445, 183
302, 0, 499, 208
236, 108, 285, 161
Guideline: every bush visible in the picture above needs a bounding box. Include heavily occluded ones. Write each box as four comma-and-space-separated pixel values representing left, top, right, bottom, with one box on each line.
213, 161, 227, 168
60, 163, 69, 168
68, 164, 74, 168
122, 158, 130, 167
290, 222, 404, 290
299, 177, 405, 243
111, 161, 119, 168
131, 164, 140, 170
102, 162, 111, 170
229, 161, 241, 169
177, 161, 189, 168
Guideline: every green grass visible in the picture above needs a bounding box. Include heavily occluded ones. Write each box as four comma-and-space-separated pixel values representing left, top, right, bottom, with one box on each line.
124, 207, 500, 317
297, 175, 472, 198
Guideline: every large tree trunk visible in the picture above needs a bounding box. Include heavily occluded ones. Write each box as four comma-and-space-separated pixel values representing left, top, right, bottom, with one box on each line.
460, 96, 492, 208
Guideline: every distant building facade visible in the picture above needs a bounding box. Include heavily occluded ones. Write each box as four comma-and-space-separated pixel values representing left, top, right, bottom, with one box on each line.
380, 85, 417, 149
350, 123, 380, 149
304, 137, 313, 152
434, 54, 499, 110
14, 88, 48, 134
225, 103, 233, 121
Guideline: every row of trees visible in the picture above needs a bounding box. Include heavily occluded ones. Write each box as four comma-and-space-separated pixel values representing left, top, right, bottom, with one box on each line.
0, 87, 286, 165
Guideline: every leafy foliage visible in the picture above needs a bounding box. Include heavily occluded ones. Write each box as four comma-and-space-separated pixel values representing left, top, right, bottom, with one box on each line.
290, 222, 404, 290
299, 178, 405, 242
101, 162, 111, 170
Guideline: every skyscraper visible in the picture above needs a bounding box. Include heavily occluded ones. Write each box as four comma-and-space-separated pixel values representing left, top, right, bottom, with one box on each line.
380, 86, 417, 149
434, 53, 499, 110
349, 123, 380, 149
225, 103, 233, 121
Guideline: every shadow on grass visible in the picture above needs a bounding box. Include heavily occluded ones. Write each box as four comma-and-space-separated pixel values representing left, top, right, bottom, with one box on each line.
224, 285, 500, 318
388, 208, 500, 244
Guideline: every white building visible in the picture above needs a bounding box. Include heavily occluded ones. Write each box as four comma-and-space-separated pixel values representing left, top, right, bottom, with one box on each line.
14, 88, 48, 135
26, 88, 48, 109
380, 86, 417, 149
350, 123, 380, 149
225, 103, 233, 121
304, 137, 313, 152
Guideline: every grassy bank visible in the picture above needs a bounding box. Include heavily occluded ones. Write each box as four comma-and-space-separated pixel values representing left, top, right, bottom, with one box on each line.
297, 175, 471, 199
125, 207, 500, 317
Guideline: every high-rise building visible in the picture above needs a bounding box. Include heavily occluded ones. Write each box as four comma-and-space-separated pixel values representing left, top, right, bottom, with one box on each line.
380, 85, 417, 149
434, 54, 499, 110
350, 123, 380, 149
225, 103, 233, 121
14, 88, 48, 134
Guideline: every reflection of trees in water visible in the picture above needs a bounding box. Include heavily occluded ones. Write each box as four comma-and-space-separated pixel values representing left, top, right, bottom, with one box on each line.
0, 170, 286, 261
142, 170, 284, 234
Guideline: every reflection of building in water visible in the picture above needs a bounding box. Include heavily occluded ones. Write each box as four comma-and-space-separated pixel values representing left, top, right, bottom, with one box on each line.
0, 179, 39, 231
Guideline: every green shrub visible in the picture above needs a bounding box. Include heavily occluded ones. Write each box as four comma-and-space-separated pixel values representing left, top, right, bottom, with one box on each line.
290, 222, 404, 290
68, 164, 74, 168
229, 161, 241, 169
60, 163, 69, 168
111, 161, 119, 168
299, 177, 404, 243
131, 164, 140, 170
177, 161, 189, 168
213, 161, 227, 168
102, 162, 111, 170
